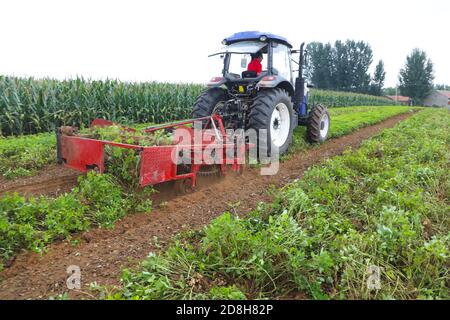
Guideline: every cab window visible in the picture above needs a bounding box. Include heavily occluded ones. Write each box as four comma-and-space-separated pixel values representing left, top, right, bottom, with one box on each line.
272, 43, 292, 82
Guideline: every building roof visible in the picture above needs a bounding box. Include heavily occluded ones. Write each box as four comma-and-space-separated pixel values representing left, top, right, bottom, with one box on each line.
386, 95, 411, 102
223, 31, 293, 48
437, 91, 450, 99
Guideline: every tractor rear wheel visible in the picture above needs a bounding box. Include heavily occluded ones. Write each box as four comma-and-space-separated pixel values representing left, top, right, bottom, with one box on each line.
192, 88, 227, 119
247, 88, 294, 158
306, 104, 330, 143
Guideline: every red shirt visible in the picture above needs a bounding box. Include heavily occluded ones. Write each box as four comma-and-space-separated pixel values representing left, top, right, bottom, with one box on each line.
247, 58, 262, 74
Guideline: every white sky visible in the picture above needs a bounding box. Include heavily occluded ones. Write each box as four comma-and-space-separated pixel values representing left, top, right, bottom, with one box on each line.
0, 0, 448, 88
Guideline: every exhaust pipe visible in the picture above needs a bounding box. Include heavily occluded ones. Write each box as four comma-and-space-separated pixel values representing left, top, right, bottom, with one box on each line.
294, 43, 306, 115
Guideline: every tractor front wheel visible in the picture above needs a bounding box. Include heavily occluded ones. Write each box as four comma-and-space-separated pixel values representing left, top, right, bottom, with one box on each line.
306, 104, 330, 143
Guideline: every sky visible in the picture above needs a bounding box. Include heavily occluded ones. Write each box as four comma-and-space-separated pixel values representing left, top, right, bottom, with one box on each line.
0, 0, 449, 88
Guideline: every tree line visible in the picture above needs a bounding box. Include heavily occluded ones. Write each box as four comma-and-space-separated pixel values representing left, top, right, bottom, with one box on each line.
305, 40, 385, 96
305, 41, 438, 104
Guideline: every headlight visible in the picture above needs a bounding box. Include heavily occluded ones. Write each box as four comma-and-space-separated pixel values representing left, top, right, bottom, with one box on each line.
222, 39, 227, 45
259, 35, 267, 42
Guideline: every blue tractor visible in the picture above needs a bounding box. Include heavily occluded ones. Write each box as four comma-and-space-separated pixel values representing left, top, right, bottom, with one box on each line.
192, 31, 330, 156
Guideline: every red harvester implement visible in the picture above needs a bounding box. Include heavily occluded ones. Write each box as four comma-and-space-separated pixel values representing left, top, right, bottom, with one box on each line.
56, 115, 248, 187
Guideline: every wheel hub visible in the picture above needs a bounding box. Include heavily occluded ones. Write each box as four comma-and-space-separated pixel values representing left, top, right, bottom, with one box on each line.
273, 115, 280, 130
270, 103, 290, 148
319, 113, 329, 139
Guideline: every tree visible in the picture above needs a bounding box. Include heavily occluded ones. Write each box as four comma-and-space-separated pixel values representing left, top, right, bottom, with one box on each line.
305, 40, 375, 94
383, 87, 397, 95
305, 42, 334, 89
434, 84, 450, 91
398, 49, 434, 104
350, 41, 373, 93
332, 40, 350, 91
331, 40, 373, 93
369, 60, 386, 96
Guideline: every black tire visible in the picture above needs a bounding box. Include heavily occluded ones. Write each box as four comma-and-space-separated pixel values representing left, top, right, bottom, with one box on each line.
247, 88, 294, 158
306, 104, 330, 143
192, 88, 227, 119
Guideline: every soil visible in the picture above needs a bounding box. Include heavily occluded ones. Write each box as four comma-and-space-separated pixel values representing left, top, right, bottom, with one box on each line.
0, 112, 413, 300
0, 165, 82, 198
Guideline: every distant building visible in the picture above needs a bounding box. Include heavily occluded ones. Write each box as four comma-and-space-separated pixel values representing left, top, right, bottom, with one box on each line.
385, 95, 413, 106
423, 91, 450, 109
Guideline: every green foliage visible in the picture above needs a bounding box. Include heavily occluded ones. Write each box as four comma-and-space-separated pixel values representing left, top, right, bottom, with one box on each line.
209, 286, 247, 300
383, 87, 397, 96
0, 192, 88, 263
0, 106, 414, 180
288, 106, 419, 155
399, 48, 434, 104
74, 172, 130, 228
0, 120, 168, 180
85, 125, 171, 187
114, 212, 334, 299
0, 75, 401, 137
103, 147, 141, 187
305, 42, 334, 89
90, 125, 171, 147
434, 84, 450, 91
0, 172, 152, 267
327, 106, 418, 137
112, 109, 449, 300
334, 40, 373, 93
44, 193, 90, 238
306, 40, 374, 94
370, 60, 386, 96
309, 90, 396, 107
0, 76, 204, 136
0, 133, 55, 179
284, 109, 449, 299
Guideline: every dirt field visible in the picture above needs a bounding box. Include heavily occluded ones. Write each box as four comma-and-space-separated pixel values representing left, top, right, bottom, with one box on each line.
0, 165, 82, 198
0, 112, 413, 299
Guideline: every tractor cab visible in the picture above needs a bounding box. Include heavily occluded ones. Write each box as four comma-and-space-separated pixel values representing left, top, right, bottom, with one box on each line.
209, 40, 268, 80
207, 32, 295, 96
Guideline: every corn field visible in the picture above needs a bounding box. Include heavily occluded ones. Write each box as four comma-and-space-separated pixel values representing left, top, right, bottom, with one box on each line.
309, 89, 397, 107
0, 75, 397, 136
0, 76, 204, 136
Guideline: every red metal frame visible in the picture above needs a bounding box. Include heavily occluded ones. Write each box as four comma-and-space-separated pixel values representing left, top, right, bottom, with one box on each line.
58, 115, 248, 187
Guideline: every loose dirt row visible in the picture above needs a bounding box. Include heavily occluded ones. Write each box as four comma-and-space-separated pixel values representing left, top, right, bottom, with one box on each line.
0, 165, 81, 198
0, 112, 414, 299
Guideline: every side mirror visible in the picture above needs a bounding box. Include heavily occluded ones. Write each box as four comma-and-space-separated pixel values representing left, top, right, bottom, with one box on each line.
241, 58, 248, 68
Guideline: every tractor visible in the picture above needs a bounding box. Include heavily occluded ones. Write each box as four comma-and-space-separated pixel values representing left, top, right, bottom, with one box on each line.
192, 31, 330, 156
55, 31, 331, 189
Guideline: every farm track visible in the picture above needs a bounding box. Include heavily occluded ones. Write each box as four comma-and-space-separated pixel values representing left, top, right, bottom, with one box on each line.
0, 112, 414, 300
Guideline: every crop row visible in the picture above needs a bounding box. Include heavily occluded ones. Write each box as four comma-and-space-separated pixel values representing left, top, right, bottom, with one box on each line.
309, 89, 397, 108
0, 106, 419, 268
0, 172, 154, 269
0, 106, 418, 179
1, 75, 397, 136
110, 108, 449, 300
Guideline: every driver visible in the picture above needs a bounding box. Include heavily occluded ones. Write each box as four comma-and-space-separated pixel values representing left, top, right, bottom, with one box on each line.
247, 51, 263, 75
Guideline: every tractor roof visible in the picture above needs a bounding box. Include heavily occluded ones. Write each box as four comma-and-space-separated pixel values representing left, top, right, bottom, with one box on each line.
223, 31, 293, 48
